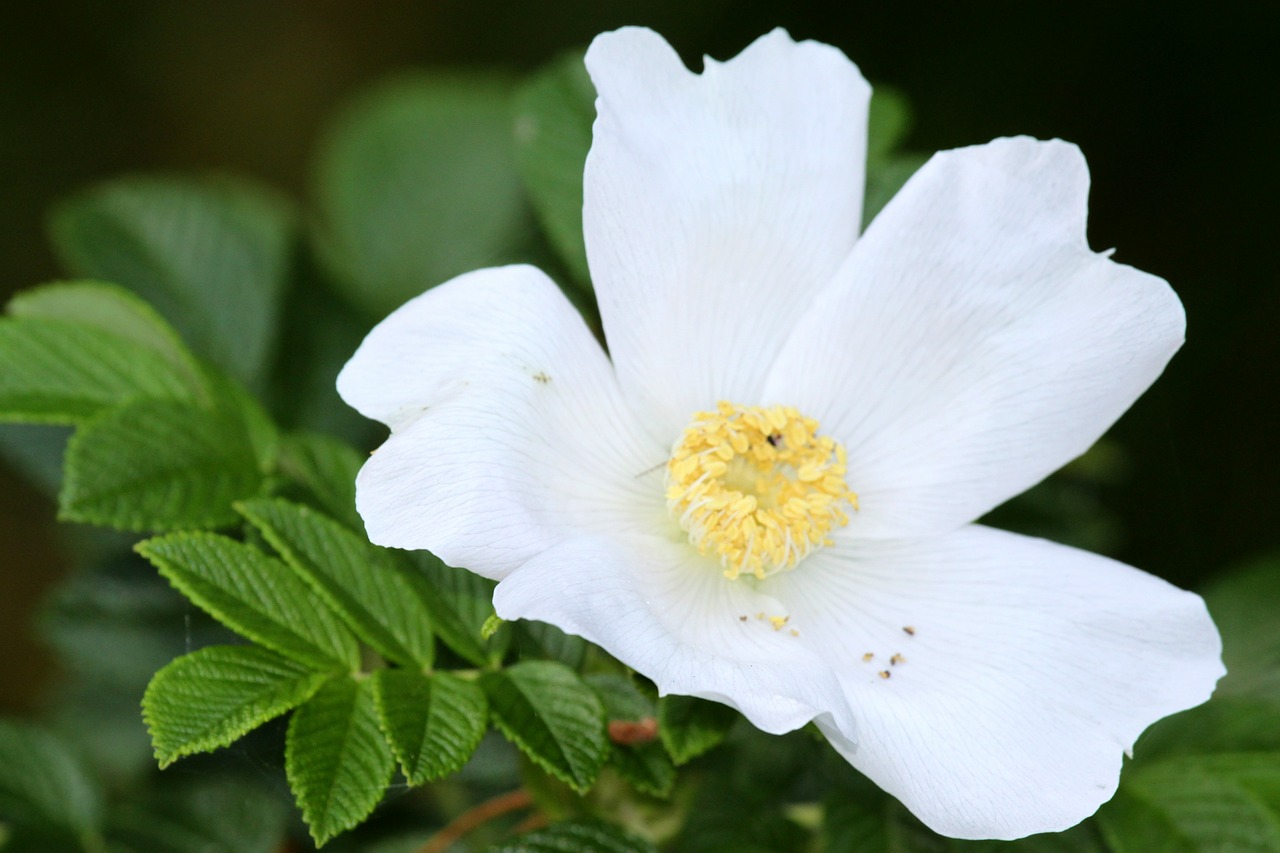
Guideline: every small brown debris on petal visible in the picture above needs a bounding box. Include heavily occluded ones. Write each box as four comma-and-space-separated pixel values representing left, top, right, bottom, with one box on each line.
789, 628, 799, 637
861, 652, 874, 663
890, 653, 906, 665
878, 670, 891, 679
739, 615, 748, 622
608, 717, 659, 745
902, 626, 916, 636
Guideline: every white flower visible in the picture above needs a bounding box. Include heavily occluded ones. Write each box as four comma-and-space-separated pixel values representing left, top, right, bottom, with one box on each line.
337, 26, 1224, 841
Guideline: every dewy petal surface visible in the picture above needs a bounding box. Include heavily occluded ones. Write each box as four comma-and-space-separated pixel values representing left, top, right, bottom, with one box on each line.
337, 265, 664, 580
764, 137, 1186, 539
765, 525, 1223, 839
583, 27, 871, 439
492, 532, 858, 737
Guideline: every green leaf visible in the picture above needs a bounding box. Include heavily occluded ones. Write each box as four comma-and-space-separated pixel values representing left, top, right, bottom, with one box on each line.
104, 776, 288, 853
372, 669, 488, 785
487, 819, 657, 853
1098, 753, 1280, 853
483, 661, 608, 793
313, 74, 528, 317
866, 86, 914, 159
861, 87, 926, 230
8, 280, 205, 389
1135, 697, 1280, 762
59, 398, 265, 530
286, 676, 395, 847
0, 319, 195, 423
238, 497, 435, 669
40, 562, 219, 690
48, 176, 294, 386
410, 550, 508, 667
822, 794, 888, 853
137, 531, 360, 671
587, 675, 672, 798
276, 431, 364, 530
862, 154, 927, 231
516, 621, 588, 670
1202, 553, 1280, 703
512, 51, 595, 288
143, 644, 331, 767
203, 369, 280, 475
657, 695, 738, 765
0, 721, 102, 836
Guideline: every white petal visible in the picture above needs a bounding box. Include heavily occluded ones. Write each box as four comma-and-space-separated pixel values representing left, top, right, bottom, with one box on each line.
764, 137, 1185, 538
336, 265, 665, 579
493, 532, 858, 737
584, 27, 871, 439
764, 525, 1223, 839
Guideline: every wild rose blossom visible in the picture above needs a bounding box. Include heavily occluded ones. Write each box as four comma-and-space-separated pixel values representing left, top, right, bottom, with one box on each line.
338, 27, 1223, 839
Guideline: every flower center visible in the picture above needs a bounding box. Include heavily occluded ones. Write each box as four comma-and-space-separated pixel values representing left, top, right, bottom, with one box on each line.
665, 401, 857, 580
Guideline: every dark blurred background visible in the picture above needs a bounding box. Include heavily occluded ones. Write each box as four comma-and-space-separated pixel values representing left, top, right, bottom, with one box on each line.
2, 1, 1276, 713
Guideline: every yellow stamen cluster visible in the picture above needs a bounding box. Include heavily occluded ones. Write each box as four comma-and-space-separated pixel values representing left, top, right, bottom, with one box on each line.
665, 401, 857, 580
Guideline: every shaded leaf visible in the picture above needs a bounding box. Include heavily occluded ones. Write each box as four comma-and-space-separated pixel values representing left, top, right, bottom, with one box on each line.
59, 398, 264, 530
512, 51, 595, 288
866, 86, 914, 158
48, 175, 294, 386
588, 674, 672, 797
137, 531, 360, 671
1202, 553, 1280, 703
143, 645, 331, 767
1134, 696, 1280, 763
276, 431, 364, 530
862, 153, 927, 231
40, 560, 221, 689
239, 497, 435, 668
105, 776, 288, 853
487, 819, 657, 853
657, 695, 738, 765
0, 721, 102, 836
1098, 753, 1280, 853
483, 661, 607, 793
410, 550, 508, 666
372, 669, 488, 785
286, 676, 395, 846
313, 74, 527, 316
516, 620, 587, 670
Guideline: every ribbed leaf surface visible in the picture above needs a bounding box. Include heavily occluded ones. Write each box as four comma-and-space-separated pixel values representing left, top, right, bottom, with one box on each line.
286, 676, 394, 846
483, 661, 606, 793
239, 498, 435, 669
372, 669, 487, 785
143, 645, 331, 767
60, 399, 263, 530
0, 319, 193, 423
137, 532, 359, 671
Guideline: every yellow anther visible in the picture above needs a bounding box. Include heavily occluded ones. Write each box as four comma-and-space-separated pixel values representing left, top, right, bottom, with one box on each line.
664, 401, 858, 580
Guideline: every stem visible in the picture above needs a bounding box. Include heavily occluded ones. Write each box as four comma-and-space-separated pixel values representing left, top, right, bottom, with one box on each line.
416, 789, 534, 853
